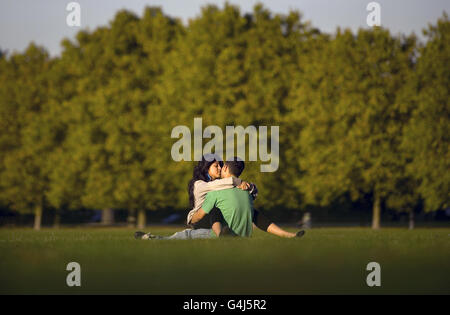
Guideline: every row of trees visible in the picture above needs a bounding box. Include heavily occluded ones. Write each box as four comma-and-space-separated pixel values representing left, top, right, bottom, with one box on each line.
0, 4, 448, 229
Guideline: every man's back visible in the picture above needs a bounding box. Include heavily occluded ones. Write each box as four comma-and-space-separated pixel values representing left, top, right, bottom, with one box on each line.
202, 187, 254, 237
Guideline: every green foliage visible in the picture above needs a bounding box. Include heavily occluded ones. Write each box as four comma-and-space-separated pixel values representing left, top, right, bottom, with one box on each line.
401, 14, 450, 211
288, 27, 419, 215
0, 44, 52, 215
0, 4, 448, 227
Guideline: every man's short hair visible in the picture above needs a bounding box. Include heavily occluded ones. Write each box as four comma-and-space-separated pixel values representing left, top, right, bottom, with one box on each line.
225, 157, 245, 177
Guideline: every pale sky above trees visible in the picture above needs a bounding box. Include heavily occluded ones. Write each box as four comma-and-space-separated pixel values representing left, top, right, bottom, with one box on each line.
1, 0, 449, 56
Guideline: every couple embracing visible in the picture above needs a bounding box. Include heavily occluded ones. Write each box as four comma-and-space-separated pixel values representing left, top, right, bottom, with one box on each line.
135, 154, 305, 240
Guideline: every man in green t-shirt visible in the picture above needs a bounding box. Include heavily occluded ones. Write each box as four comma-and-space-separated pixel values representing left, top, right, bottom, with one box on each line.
191, 158, 254, 237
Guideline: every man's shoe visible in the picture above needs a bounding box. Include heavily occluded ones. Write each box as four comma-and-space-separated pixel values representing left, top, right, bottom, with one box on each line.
296, 230, 306, 238
134, 231, 147, 240
135, 231, 164, 240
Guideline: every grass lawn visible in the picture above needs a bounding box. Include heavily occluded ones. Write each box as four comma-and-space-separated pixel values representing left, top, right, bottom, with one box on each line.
0, 227, 449, 294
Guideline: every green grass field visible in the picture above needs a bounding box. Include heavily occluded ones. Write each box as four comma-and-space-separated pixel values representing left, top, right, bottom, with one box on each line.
0, 227, 449, 294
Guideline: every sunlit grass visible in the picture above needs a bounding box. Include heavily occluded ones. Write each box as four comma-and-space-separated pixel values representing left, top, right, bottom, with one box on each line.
0, 227, 449, 294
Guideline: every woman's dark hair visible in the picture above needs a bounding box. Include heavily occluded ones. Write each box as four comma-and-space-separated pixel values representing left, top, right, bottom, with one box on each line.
188, 154, 223, 209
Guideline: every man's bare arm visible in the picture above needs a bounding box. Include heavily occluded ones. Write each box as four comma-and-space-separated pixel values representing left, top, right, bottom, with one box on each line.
191, 208, 207, 224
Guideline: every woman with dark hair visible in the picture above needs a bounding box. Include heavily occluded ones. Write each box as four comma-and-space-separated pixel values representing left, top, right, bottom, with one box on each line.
135, 153, 304, 239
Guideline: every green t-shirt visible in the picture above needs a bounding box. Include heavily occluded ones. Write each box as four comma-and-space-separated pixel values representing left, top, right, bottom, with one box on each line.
202, 187, 254, 237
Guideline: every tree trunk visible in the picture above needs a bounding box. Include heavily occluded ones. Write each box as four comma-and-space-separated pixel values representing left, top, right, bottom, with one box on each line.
372, 193, 381, 230
127, 209, 136, 228
101, 208, 114, 226
409, 210, 414, 230
34, 205, 42, 231
137, 209, 146, 230
53, 210, 60, 229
